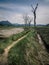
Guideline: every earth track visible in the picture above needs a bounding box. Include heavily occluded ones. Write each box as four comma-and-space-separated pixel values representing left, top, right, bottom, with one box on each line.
37, 34, 49, 65
0, 33, 28, 65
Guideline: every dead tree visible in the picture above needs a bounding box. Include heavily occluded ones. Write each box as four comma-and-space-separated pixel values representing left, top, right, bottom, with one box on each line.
31, 3, 38, 28
28, 16, 32, 27
23, 14, 29, 30
23, 14, 32, 30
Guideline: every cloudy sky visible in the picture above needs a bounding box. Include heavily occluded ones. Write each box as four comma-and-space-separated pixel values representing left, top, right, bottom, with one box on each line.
0, 0, 49, 24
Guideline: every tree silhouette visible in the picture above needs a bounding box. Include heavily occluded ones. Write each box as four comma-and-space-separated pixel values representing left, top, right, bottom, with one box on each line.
23, 14, 29, 30
28, 16, 32, 27
23, 14, 32, 30
31, 3, 38, 28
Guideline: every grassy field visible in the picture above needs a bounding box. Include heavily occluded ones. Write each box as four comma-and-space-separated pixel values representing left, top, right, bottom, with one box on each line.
0, 25, 24, 30
0, 28, 24, 37
8, 30, 49, 65
0, 26, 49, 65
0, 30, 29, 54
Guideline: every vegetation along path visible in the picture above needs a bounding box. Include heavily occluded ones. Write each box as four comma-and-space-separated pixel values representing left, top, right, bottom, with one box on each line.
37, 34, 49, 65
0, 33, 28, 65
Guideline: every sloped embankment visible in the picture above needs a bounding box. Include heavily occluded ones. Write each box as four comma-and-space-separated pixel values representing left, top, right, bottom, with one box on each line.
8, 30, 49, 65
0, 30, 29, 65
37, 27, 49, 52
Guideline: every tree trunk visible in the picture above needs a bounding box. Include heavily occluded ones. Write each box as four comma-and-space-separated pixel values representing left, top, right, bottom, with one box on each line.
34, 13, 36, 27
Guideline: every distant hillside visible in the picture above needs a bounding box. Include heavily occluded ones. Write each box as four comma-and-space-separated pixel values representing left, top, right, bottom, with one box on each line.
13, 23, 21, 26
0, 21, 24, 26
13, 23, 25, 27
0, 21, 12, 26
46, 24, 49, 26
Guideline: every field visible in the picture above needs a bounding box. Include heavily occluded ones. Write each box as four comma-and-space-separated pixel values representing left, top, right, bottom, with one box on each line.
0, 26, 29, 55
0, 28, 24, 37
0, 30, 29, 49
8, 30, 49, 65
0, 25, 16, 30
0, 26, 49, 65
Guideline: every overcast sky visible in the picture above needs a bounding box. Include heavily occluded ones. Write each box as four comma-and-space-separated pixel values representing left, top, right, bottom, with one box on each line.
0, 0, 49, 24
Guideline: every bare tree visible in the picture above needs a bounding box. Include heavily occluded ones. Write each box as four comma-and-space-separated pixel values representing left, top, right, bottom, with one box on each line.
28, 16, 32, 27
23, 14, 29, 30
23, 14, 28, 26
23, 14, 32, 30
31, 3, 38, 27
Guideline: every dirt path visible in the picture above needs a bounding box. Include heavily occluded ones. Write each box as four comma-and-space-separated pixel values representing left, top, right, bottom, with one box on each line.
37, 34, 46, 50
0, 34, 27, 65
37, 34, 49, 65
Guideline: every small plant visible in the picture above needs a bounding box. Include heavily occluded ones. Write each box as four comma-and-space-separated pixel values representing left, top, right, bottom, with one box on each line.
0, 48, 4, 54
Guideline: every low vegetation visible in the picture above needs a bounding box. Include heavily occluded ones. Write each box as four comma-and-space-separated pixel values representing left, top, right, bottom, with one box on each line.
0, 30, 29, 54
0, 25, 15, 30
0, 48, 4, 54
37, 26, 49, 52
37, 26, 49, 44
8, 30, 49, 65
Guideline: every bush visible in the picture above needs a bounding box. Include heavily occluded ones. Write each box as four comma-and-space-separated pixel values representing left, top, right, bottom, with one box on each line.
0, 48, 4, 54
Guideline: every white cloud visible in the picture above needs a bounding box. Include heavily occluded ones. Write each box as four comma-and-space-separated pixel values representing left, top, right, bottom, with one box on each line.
9, 13, 24, 24
36, 5, 49, 24
0, 4, 49, 24
0, 3, 30, 13
44, 0, 49, 2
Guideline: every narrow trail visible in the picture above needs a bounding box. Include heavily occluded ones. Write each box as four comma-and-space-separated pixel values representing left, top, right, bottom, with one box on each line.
37, 34, 49, 65
37, 34, 46, 50
0, 34, 28, 65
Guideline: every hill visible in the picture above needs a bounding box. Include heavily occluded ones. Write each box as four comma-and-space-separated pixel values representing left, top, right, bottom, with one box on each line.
0, 21, 12, 26
46, 24, 49, 26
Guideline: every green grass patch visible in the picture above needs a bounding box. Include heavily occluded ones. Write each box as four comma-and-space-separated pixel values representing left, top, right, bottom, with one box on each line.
8, 30, 42, 65
0, 30, 29, 49
0, 48, 4, 54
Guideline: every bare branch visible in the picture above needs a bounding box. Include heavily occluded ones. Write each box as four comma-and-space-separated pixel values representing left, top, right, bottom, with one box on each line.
31, 4, 34, 12
35, 3, 38, 11
31, 10, 34, 13
31, 3, 38, 27
28, 16, 33, 27
23, 14, 32, 29
23, 14, 29, 29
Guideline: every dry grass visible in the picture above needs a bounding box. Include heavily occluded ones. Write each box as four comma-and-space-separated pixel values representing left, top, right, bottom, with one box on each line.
0, 28, 24, 37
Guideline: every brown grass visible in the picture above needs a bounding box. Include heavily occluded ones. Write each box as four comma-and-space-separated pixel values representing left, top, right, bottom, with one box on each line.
0, 28, 24, 37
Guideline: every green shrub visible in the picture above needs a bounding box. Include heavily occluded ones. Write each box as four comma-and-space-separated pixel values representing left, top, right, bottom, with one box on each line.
0, 48, 4, 54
